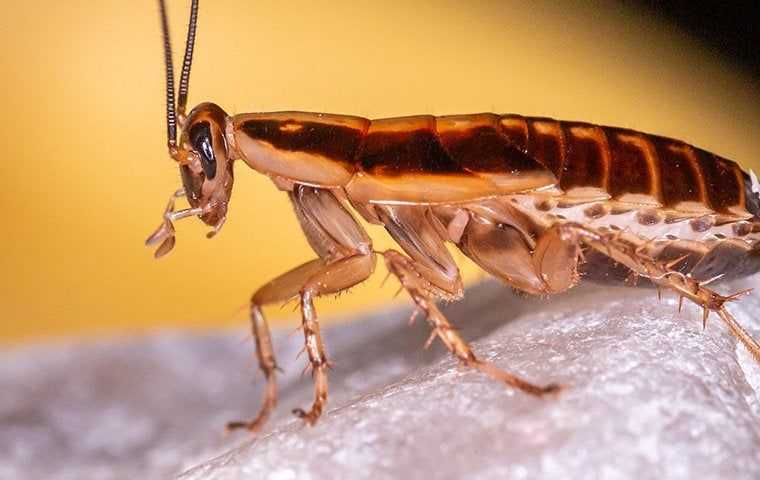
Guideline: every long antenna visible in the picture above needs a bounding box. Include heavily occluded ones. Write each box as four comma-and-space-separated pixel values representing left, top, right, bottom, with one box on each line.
158, 0, 177, 151
177, 0, 199, 118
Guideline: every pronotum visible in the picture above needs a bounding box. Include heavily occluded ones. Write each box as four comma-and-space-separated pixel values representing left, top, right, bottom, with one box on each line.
147, 0, 760, 432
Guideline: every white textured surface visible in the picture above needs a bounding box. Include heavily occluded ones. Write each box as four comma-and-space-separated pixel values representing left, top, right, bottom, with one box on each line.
2, 279, 760, 480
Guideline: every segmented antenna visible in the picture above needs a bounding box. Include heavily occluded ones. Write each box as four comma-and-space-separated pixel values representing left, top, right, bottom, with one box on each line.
177, 0, 199, 117
158, 0, 177, 150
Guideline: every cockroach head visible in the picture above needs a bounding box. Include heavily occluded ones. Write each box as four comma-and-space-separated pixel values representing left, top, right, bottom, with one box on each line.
178, 102, 234, 228
148, 0, 235, 258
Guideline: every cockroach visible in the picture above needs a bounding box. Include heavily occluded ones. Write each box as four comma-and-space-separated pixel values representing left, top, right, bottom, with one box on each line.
148, 0, 760, 432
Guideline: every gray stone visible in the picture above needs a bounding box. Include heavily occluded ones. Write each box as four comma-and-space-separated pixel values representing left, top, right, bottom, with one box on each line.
2, 278, 760, 479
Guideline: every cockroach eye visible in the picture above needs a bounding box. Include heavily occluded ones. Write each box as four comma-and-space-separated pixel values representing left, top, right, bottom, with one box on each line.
189, 121, 217, 179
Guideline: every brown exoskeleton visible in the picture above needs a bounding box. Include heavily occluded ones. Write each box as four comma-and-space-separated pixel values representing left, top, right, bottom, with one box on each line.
148, 0, 760, 432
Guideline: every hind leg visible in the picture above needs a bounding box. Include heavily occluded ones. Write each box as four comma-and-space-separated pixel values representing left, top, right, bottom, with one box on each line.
456, 213, 760, 378
553, 222, 760, 362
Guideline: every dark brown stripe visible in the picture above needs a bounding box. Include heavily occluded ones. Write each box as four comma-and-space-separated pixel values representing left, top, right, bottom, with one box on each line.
606, 128, 658, 199
526, 118, 564, 179
437, 118, 547, 175
559, 122, 609, 190
653, 137, 706, 208
733, 164, 747, 212
239, 119, 365, 168
695, 151, 742, 212
358, 123, 465, 177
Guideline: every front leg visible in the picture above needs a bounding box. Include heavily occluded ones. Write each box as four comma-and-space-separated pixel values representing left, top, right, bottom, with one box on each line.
226, 258, 328, 433
228, 186, 374, 432
293, 254, 376, 424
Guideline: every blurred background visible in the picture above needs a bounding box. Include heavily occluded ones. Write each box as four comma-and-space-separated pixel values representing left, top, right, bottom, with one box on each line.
1, 0, 759, 343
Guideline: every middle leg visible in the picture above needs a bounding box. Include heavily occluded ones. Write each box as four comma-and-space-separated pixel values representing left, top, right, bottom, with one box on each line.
382, 250, 562, 395
376, 204, 562, 396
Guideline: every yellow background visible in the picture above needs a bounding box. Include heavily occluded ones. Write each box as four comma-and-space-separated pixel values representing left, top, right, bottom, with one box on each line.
2, 1, 759, 343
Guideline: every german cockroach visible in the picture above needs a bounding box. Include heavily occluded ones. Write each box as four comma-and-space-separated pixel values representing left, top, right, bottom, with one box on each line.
148, 0, 760, 432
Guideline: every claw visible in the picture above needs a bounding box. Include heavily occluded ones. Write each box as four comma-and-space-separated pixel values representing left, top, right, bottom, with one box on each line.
292, 408, 318, 425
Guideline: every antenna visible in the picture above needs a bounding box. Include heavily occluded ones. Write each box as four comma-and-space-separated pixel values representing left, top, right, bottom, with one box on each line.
177, 0, 199, 118
158, 0, 177, 150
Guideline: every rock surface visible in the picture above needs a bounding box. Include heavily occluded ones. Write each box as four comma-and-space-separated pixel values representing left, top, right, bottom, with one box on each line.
2, 279, 760, 480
